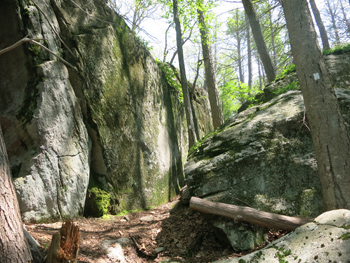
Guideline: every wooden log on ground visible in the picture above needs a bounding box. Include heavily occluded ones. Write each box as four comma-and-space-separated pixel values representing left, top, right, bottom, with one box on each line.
190, 197, 313, 231
46, 220, 79, 263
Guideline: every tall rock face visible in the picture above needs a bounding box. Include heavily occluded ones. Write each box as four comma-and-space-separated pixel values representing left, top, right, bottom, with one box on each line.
0, 0, 212, 221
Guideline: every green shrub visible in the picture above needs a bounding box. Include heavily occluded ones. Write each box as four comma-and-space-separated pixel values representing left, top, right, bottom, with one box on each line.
273, 81, 300, 95
275, 64, 296, 81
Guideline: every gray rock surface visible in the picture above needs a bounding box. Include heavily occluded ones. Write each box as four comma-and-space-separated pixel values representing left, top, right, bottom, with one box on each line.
213, 209, 350, 263
0, 0, 212, 221
186, 88, 350, 219
186, 89, 325, 218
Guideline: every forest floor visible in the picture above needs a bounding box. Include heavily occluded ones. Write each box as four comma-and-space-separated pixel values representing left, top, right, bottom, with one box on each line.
25, 196, 284, 262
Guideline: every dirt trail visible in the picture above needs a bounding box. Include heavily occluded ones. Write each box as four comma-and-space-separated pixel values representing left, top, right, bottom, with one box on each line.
26, 198, 239, 262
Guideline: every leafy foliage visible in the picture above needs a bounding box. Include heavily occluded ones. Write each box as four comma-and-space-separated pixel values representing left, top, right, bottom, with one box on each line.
323, 43, 350, 56
273, 81, 300, 95
155, 59, 184, 102
219, 80, 263, 119
275, 64, 296, 81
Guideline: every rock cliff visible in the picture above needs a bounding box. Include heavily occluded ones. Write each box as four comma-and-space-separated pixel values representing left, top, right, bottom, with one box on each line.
0, 0, 212, 221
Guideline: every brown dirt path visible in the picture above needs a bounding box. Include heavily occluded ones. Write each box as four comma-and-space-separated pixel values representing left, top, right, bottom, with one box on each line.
25, 198, 262, 262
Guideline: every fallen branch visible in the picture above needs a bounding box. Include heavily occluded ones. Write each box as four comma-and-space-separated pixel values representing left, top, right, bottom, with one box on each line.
0, 37, 76, 69
190, 197, 313, 231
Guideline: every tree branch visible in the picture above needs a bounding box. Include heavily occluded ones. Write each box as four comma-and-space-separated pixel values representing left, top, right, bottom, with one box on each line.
0, 37, 76, 69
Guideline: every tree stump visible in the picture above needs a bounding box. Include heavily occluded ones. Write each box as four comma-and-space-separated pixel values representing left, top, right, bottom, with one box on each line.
46, 220, 79, 263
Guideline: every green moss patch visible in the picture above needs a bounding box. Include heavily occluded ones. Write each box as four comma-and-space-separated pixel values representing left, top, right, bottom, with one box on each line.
84, 187, 111, 217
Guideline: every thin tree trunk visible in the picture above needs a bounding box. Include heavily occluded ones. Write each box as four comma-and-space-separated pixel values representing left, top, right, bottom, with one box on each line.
268, 4, 277, 68
235, 9, 244, 83
197, 3, 224, 129
309, 0, 331, 50
173, 0, 197, 147
163, 22, 174, 62
257, 55, 262, 90
0, 127, 32, 262
281, 0, 350, 210
325, 0, 341, 44
242, 0, 276, 83
245, 13, 252, 88
340, 0, 350, 35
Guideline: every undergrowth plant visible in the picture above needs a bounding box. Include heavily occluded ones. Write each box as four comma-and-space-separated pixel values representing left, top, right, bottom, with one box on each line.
273, 81, 300, 95
323, 43, 350, 56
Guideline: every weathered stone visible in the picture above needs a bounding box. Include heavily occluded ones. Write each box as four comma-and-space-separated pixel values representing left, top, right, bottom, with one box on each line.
100, 239, 127, 263
0, 0, 212, 221
186, 89, 326, 217
213, 209, 350, 263
140, 215, 154, 222
212, 220, 265, 252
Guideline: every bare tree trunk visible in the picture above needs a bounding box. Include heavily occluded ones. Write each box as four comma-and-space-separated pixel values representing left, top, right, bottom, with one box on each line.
268, 4, 277, 68
235, 9, 244, 83
242, 0, 276, 83
173, 0, 197, 147
325, 0, 341, 44
0, 127, 32, 262
245, 13, 252, 88
309, 0, 331, 50
197, 3, 224, 129
190, 197, 312, 231
281, 0, 350, 210
340, 0, 350, 35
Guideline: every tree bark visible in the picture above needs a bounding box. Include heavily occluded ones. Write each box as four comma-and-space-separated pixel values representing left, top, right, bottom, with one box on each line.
0, 127, 32, 263
340, 0, 350, 35
173, 0, 197, 147
190, 197, 312, 231
197, 3, 224, 129
268, 4, 277, 68
245, 13, 252, 88
235, 9, 244, 83
325, 0, 341, 45
242, 0, 276, 83
281, 0, 350, 210
309, 0, 331, 50
46, 220, 79, 263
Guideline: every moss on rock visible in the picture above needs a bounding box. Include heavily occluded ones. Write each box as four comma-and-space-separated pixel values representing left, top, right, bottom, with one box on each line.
84, 187, 111, 217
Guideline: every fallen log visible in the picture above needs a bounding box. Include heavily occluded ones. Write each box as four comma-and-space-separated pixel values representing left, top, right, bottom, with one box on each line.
46, 220, 79, 263
190, 197, 313, 231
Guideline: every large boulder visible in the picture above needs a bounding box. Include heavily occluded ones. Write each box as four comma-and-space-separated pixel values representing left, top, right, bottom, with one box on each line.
214, 209, 350, 263
185, 87, 350, 250
186, 89, 325, 217
0, 0, 212, 221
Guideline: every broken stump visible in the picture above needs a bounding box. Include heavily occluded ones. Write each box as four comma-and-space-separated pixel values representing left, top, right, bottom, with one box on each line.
46, 220, 79, 263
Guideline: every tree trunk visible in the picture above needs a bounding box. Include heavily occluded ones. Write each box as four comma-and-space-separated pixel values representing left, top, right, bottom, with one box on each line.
281, 0, 350, 210
235, 9, 244, 83
173, 0, 197, 147
46, 220, 79, 263
190, 197, 312, 231
268, 4, 277, 68
197, 4, 224, 129
242, 0, 276, 83
325, 0, 341, 45
340, 0, 350, 35
309, 0, 331, 50
245, 13, 252, 88
0, 127, 32, 262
